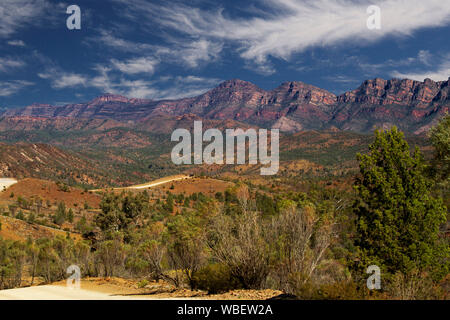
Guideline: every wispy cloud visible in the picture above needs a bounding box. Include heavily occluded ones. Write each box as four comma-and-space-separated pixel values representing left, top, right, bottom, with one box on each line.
391, 57, 450, 81
0, 0, 50, 38
168, 39, 223, 68
417, 50, 432, 66
38, 68, 88, 89
155, 76, 223, 99
112, 0, 450, 72
90, 66, 221, 99
323, 75, 361, 84
0, 80, 33, 97
111, 57, 158, 75
0, 57, 26, 73
350, 50, 441, 78
93, 31, 153, 53
93, 31, 222, 70
38, 62, 221, 100
7, 39, 26, 47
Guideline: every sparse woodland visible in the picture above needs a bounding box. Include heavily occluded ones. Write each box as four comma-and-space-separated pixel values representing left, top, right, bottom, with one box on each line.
0, 116, 449, 299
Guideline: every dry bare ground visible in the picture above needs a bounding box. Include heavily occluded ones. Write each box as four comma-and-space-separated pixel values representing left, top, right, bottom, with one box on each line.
0, 278, 282, 300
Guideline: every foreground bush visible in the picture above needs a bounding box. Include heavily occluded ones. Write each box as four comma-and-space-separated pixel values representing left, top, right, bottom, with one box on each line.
192, 263, 241, 294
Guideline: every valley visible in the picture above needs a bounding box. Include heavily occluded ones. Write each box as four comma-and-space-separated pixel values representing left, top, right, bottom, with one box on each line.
0, 78, 448, 301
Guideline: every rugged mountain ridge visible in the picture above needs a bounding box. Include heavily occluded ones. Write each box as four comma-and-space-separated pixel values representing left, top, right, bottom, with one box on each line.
1, 77, 449, 134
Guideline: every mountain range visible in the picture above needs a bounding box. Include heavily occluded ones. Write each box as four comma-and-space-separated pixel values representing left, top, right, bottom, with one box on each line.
1, 77, 449, 134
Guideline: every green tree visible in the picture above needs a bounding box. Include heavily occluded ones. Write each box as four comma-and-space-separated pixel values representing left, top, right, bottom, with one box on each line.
0, 239, 26, 289
67, 208, 74, 223
16, 210, 24, 220
96, 192, 123, 234
96, 192, 149, 241
53, 202, 66, 226
354, 127, 448, 279
121, 191, 149, 229
75, 215, 92, 234
429, 114, 450, 182
429, 114, 450, 211
163, 193, 174, 213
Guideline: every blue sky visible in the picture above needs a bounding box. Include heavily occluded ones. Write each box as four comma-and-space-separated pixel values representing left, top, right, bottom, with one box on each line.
0, 0, 450, 108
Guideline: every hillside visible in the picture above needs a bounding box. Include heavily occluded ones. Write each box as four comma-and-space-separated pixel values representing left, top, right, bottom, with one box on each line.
0, 143, 113, 187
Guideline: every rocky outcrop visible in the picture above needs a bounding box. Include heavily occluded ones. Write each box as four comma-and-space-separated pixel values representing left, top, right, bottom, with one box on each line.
337, 77, 450, 106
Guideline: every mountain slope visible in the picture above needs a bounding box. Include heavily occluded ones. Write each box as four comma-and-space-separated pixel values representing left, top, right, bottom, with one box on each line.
0, 143, 113, 186
1, 77, 449, 134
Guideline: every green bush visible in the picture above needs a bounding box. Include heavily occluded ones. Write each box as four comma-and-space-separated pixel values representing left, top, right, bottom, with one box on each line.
137, 279, 149, 288
15, 210, 25, 220
192, 264, 241, 294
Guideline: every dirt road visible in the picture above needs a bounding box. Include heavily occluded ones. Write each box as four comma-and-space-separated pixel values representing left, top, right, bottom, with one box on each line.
0, 285, 146, 300
0, 178, 17, 190
92, 174, 192, 192
124, 174, 192, 190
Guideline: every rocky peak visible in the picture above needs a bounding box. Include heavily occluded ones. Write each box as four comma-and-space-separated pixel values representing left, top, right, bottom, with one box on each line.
270, 81, 337, 105
216, 79, 261, 91
194, 79, 266, 108
337, 77, 446, 105
89, 93, 131, 104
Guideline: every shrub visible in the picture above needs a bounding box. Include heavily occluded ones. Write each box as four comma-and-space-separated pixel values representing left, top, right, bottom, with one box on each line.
53, 202, 67, 226
137, 279, 149, 288
15, 210, 24, 220
385, 270, 446, 300
67, 208, 74, 223
192, 263, 241, 294
0, 239, 27, 289
165, 212, 207, 289
207, 209, 270, 289
95, 234, 128, 277
268, 203, 335, 294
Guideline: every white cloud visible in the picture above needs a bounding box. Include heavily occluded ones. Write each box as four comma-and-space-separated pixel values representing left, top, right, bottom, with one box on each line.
354, 50, 441, 77
114, 0, 450, 70
417, 50, 432, 66
94, 31, 222, 69
391, 59, 450, 81
158, 76, 223, 99
0, 80, 33, 97
93, 31, 153, 53
173, 39, 222, 68
7, 39, 26, 47
38, 69, 88, 89
111, 57, 158, 75
0, 57, 26, 72
88, 65, 221, 99
323, 75, 360, 84
0, 0, 50, 37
